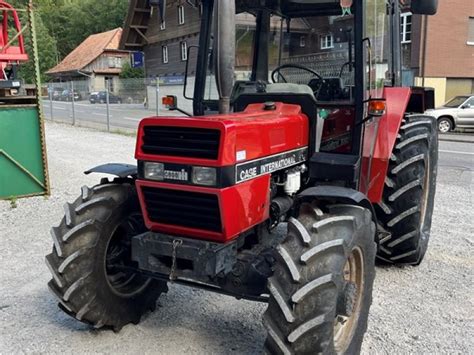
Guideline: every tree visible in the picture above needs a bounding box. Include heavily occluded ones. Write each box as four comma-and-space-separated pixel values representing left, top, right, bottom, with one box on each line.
119, 62, 145, 79
3, 0, 129, 82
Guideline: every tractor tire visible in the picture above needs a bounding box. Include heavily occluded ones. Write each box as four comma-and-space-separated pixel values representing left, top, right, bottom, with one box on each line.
375, 115, 438, 265
263, 203, 376, 355
45, 182, 167, 331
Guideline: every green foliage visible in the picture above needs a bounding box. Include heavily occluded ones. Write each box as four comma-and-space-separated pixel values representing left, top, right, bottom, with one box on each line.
4, 0, 128, 83
19, 13, 57, 84
119, 62, 145, 79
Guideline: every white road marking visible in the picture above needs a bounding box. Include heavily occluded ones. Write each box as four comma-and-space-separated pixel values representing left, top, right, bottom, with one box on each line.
53, 107, 66, 110
123, 117, 141, 121
92, 113, 108, 117
439, 150, 474, 156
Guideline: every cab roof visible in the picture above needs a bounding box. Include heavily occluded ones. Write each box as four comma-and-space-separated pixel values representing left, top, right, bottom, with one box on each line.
236, 0, 344, 17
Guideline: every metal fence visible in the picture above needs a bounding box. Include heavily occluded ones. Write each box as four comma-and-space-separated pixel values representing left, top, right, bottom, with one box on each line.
42, 77, 184, 132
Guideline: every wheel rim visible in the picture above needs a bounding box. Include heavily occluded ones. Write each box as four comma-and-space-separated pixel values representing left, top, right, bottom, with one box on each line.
104, 213, 151, 298
438, 120, 451, 133
334, 247, 365, 353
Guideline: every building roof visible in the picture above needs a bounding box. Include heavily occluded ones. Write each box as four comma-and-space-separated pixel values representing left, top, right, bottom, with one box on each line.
47, 28, 123, 75
120, 0, 151, 50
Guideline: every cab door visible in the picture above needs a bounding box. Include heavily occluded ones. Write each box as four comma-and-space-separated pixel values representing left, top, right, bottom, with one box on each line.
457, 97, 474, 127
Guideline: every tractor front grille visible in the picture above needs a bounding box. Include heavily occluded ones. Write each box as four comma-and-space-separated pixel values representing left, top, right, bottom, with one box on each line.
142, 187, 222, 232
142, 126, 221, 160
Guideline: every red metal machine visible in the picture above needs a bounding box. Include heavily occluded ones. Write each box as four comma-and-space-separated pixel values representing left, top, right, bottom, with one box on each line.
0, 1, 28, 88
47, 0, 440, 353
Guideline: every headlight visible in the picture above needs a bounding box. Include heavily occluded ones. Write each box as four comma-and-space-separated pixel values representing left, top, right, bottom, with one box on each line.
144, 162, 165, 181
192, 167, 217, 186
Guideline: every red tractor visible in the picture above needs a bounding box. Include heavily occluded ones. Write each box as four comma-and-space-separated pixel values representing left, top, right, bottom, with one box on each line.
46, 0, 439, 353
0, 1, 28, 91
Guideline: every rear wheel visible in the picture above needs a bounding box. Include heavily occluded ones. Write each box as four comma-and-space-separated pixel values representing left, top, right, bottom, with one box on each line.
263, 203, 376, 354
45, 182, 167, 331
375, 115, 438, 265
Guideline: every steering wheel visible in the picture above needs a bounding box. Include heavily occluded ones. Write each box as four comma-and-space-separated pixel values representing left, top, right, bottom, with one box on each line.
271, 64, 324, 96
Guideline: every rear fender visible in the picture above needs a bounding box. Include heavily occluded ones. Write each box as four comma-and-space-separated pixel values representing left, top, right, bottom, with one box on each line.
365, 87, 412, 203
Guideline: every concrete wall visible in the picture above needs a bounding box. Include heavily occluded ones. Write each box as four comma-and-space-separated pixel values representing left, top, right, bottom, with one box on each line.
415, 77, 447, 107
146, 76, 196, 114
416, 77, 474, 107
445, 79, 474, 101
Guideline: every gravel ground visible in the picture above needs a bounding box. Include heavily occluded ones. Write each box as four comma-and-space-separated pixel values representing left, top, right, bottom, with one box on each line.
0, 121, 472, 354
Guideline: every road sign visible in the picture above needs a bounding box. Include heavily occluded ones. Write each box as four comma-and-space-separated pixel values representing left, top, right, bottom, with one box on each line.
131, 51, 144, 68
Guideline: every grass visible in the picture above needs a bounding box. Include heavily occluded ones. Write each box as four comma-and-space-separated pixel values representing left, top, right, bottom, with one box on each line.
8, 197, 17, 209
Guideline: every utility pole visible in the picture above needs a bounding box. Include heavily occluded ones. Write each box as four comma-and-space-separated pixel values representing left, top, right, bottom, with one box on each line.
71, 80, 75, 125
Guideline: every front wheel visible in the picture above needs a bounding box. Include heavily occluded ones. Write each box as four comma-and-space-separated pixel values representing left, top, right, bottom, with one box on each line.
45, 182, 167, 331
263, 203, 376, 354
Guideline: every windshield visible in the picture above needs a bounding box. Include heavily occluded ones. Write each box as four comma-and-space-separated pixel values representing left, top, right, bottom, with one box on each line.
203, 11, 357, 103
273, 15, 354, 87
235, 13, 356, 86
444, 96, 469, 108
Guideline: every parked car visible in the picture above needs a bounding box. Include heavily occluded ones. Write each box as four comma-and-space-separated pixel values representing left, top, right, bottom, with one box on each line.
425, 95, 474, 133
50, 87, 64, 101
59, 89, 81, 102
89, 91, 122, 104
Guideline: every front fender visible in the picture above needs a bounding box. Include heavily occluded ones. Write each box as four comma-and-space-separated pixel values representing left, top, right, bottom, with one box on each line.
84, 163, 137, 178
294, 186, 375, 220
294, 185, 379, 244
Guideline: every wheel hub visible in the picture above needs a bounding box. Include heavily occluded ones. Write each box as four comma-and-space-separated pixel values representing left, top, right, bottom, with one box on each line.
334, 247, 365, 353
105, 213, 151, 298
438, 120, 451, 133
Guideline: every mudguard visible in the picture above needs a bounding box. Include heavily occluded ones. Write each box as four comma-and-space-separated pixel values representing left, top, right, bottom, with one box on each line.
294, 185, 378, 228
84, 163, 137, 178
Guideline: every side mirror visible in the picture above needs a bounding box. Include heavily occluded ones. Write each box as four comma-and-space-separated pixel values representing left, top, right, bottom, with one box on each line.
461, 104, 470, 109
410, 0, 438, 15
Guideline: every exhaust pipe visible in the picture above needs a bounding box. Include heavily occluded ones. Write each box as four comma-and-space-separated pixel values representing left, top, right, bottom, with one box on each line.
214, 0, 235, 114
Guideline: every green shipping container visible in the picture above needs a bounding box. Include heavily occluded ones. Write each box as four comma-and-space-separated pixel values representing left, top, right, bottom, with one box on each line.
0, 105, 49, 199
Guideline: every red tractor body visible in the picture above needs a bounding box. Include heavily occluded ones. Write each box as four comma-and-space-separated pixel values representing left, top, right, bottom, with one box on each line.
134, 87, 418, 244
47, 1, 440, 352
135, 102, 309, 242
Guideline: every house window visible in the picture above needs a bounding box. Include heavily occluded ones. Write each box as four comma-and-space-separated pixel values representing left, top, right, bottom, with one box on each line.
105, 77, 114, 92
180, 41, 188, 61
300, 36, 306, 48
321, 34, 334, 49
162, 46, 169, 64
108, 57, 122, 68
160, 20, 166, 30
468, 17, 474, 45
401, 12, 412, 44
178, 5, 185, 25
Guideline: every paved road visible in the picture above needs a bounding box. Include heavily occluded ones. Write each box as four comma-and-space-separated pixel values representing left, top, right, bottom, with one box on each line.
41, 99, 177, 131
0, 123, 472, 354
438, 140, 473, 172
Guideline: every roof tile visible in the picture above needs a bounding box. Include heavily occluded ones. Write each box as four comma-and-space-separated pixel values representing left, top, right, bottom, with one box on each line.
47, 28, 122, 75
